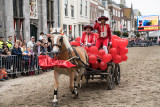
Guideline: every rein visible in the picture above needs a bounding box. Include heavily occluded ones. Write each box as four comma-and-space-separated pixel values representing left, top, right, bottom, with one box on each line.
52, 36, 88, 67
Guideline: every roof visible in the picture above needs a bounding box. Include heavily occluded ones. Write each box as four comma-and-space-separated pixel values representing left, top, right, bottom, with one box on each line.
133, 9, 142, 16
107, 0, 121, 8
123, 8, 132, 19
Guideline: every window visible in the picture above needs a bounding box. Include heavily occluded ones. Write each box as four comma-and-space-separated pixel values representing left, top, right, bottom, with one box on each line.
93, 7, 95, 20
90, 6, 92, 20
95, 8, 97, 19
13, 0, 23, 18
113, 9, 115, 16
98, 12, 101, 17
47, 0, 49, 20
118, 11, 120, 17
79, 24, 81, 36
13, 0, 24, 41
13, 0, 17, 17
63, 24, 67, 35
46, 0, 54, 33
85, 1, 87, 16
19, 0, 23, 17
116, 10, 117, 16
80, 0, 82, 15
51, 1, 54, 20
71, 6, 74, 17
74, 25, 76, 38
82, 25, 84, 31
65, 0, 68, 16
69, 25, 72, 37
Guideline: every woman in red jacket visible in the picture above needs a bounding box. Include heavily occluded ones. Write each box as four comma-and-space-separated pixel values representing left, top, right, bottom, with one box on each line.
81, 25, 95, 46
93, 16, 112, 54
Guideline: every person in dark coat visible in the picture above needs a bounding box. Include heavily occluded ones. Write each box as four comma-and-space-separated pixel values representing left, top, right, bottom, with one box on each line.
12, 43, 26, 78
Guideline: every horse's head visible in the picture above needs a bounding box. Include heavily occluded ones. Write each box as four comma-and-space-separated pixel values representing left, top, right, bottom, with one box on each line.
52, 34, 64, 55
51, 28, 71, 55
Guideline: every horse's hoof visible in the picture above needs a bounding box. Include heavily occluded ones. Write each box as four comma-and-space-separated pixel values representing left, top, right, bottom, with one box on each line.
52, 102, 58, 107
72, 94, 79, 99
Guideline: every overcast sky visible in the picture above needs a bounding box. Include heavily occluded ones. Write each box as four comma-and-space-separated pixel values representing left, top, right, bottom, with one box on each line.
114, 0, 160, 16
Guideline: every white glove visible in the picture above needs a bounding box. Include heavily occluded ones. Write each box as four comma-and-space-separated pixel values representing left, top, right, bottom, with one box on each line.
80, 43, 84, 46
87, 43, 91, 46
109, 42, 112, 46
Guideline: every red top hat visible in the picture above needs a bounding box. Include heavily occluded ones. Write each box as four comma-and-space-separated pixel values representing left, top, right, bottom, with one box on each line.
98, 16, 109, 21
83, 25, 93, 31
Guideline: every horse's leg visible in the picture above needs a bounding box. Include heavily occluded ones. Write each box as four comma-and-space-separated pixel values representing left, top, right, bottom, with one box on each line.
76, 68, 85, 88
70, 71, 78, 98
52, 70, 60, 106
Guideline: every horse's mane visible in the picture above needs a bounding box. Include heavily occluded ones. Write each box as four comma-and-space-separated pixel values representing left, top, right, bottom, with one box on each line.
51, 27, 73, 51
62, 34, 73, 51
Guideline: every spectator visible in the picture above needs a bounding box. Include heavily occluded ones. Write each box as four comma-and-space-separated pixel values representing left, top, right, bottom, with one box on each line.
2, 48, 8, 55
33, 40, 42, 70
39, 32, 45, 41
22, 47, 31, 73
27, 36, 35, 50
69, 36, 74, 42
6, 36, 13, 50
19, 41, 23, 48
23, 39, 27, 47
0, 36, 4, 49
12, 43, 26, 78
33, 40, 42, 56
42, 42, 48, 54
21, 43, 26, 53
47, 42, 53, 58
2, 43, 9, 51
16, 40, 20, 46
6, 51, 13, 71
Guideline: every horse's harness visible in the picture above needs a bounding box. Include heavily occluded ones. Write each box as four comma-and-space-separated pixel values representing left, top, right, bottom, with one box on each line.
52, 36, 88, 67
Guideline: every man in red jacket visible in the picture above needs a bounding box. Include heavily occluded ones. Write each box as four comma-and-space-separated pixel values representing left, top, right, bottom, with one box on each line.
93, 16, 112, 54
81, 25, 95, 46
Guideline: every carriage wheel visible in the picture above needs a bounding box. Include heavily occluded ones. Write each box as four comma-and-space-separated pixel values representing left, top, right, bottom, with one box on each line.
106, 66, 114, 90
114, 64, 120, 85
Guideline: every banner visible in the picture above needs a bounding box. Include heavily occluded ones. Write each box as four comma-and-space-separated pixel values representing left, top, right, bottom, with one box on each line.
137, 15, 159, 31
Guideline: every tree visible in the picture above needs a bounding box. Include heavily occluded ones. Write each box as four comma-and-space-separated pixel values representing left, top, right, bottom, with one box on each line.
123, 32, 129, 37
113, 31, 121, 37
136, 33, 140, 37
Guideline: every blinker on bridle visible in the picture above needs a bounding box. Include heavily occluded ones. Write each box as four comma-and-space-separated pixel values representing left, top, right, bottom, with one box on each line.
53, 36, 63, 48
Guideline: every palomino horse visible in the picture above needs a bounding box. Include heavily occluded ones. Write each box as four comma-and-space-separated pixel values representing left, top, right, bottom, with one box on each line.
51, 28, 88, 106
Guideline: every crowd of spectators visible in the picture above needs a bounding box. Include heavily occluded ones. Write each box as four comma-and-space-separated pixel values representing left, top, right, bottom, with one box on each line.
0, 32, 53, 79
127, 37, 159, 47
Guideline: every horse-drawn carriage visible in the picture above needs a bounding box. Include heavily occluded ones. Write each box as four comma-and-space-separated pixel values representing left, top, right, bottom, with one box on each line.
39, 28, 128, 106
84, 62, 120, 90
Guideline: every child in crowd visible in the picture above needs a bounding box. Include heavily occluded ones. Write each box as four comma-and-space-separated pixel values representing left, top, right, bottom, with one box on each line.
21, 43, 26, 53
22, 47, 31, 72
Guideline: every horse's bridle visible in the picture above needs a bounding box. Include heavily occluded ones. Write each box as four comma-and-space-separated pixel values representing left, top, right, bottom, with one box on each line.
52, 36, 63, 49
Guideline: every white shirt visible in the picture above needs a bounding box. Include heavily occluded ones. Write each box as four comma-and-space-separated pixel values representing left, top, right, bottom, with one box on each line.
27, 41, 35, 50
39, 35, 44, 40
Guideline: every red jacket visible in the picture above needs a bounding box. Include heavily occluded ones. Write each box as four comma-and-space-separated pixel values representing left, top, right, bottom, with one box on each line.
93, 22, 112, 42
81, 32, 95, 45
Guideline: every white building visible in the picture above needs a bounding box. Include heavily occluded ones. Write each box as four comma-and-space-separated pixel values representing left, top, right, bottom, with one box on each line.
102, 0, 110, 24
60, 0, 90, 38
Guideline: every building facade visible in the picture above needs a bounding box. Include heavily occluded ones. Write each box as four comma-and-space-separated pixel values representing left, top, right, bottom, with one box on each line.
0, 0, 57, 43
108, 0, 121, 32
60, 0, 90, 38
90, 0, 99, 26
